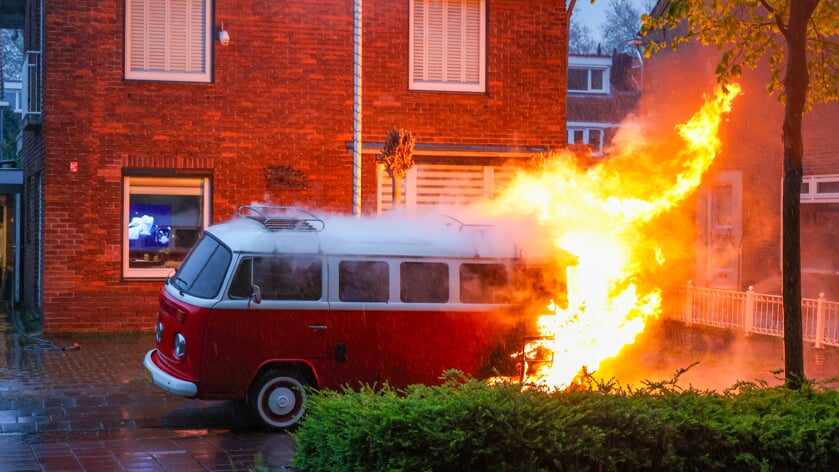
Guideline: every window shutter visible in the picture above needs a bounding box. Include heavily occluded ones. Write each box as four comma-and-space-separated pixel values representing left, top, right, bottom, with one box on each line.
147, 0, 167, 71
168, 0, 189, 71
412, 1, 427, 80
411, 0, 485, 92
445, 1, 462, 82
126, 0, 148, 70
125, 0, 210, 82
462, 1, 481, 84
188, 0, 206, 72
425, 1, 444, 82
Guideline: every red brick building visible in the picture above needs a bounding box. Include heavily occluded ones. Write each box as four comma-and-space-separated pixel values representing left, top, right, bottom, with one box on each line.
647, 0, 839, 302
6, 1, 570, 332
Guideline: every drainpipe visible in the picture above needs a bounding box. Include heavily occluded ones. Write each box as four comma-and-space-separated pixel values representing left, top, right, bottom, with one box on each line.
352, 0, 362, 215
13, 195, 19, 309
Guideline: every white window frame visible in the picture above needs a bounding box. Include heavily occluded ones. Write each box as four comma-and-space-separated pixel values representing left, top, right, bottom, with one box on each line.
801, 174, 839, 203
567, 56, 611, 94
124, 0, 213, 83
567, 122, 609, 155
409, 0, 487, 93
799, 174, 839, 276
122, 176, 211, 279
2, 81, 23, 113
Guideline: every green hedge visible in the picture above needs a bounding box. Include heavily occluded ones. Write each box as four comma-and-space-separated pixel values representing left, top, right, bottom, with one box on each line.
292, 371, 839, 471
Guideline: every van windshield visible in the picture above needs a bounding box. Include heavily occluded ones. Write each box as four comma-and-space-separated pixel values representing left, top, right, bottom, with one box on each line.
170, 234, 232, 299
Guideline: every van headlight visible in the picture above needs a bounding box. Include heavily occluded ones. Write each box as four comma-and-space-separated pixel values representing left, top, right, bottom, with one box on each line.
174, 333, 186, 358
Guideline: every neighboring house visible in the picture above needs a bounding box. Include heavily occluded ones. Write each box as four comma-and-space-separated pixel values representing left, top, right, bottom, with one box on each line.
3, 1, 570, 332
2, 81, 23, 115
646, 0, 839, 302
566, 51, 642, 159
0, 74, 23, 309
0, 2, 25, 306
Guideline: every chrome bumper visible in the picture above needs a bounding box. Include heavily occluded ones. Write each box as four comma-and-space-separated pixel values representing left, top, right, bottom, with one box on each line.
143, 349, 198, 397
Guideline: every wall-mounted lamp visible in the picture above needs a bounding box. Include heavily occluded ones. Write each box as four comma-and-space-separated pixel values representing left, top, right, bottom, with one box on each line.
218, 22, 230, 46
627, 37, 644, 48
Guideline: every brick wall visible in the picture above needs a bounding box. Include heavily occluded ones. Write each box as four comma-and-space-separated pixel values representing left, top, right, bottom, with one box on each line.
645, 41, 839, 297
31, 0, 569, 332
803, 100, 839, 174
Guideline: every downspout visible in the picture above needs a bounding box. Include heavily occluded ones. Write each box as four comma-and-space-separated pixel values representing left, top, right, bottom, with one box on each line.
13, 195, 20, 308
352, 0, 362, 215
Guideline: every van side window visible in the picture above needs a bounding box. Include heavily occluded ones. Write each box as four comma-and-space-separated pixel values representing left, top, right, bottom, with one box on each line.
339, 261, 389, 302
460, 263, 508, 303
228, 257, 253, 299
229, 256, 322, 301
400, 262, 449, 303
513, 264, 568, 309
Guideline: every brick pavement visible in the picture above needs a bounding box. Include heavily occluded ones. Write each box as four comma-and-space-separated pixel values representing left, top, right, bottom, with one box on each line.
2, 307, 838, 471
0, 311, 296, 471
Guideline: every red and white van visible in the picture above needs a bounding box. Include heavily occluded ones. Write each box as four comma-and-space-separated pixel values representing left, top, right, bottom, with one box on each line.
143, 206, 570, 430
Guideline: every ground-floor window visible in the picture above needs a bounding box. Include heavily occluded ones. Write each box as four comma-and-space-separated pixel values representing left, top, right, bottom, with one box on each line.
567, 122, 609, 156
122, 175, 211, 279
799, 175, 839, 298
377, 162, 517, 212
801, 202, 839, 275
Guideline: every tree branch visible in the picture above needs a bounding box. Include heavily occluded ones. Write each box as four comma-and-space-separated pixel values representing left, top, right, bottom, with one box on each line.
758, 0, 788, 36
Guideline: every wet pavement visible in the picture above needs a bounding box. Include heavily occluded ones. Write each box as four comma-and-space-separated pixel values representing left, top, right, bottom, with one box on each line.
0, 311, 295, 471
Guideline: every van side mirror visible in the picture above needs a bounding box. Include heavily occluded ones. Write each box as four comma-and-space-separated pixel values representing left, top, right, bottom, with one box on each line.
249, 284, 262, 306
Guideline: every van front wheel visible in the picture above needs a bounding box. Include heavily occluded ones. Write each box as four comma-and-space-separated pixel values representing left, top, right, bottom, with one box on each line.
249, 369, 309, 431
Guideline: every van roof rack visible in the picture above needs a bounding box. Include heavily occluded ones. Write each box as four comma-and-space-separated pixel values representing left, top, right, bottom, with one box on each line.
238, 205, 325, 232
442, 215, 493, 233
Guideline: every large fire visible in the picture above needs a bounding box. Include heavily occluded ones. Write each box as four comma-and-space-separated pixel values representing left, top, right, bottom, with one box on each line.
491, 84, 742, 389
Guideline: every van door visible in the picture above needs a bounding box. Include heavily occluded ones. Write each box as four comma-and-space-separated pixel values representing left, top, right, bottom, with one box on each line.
199, 255, 328, 396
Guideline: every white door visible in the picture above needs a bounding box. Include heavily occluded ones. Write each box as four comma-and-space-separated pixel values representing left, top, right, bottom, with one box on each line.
698, 171, 742, 289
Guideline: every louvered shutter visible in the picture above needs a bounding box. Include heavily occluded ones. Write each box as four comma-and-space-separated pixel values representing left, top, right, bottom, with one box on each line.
410, 0, 486, 92
378, 163, 515, 211
125, 0, 211, 82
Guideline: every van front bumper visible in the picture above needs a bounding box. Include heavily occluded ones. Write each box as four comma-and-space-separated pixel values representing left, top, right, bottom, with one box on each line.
143, 349, 198, 397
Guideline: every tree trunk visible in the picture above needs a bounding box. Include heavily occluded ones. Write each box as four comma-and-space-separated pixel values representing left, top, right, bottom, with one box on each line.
781, 0, 818, 389
391, 174, 402, 207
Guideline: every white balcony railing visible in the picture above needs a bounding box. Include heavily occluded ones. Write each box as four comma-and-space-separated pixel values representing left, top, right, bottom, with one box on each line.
22, 50, 42, 122
669, 282, 839, 348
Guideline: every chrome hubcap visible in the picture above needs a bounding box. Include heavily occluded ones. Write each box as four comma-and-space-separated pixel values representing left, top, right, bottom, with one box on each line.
267, 387, 295, 416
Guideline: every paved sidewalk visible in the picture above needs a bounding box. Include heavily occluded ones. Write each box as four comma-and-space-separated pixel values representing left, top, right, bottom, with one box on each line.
3, 306, 837, 471
0, 311, 295, 471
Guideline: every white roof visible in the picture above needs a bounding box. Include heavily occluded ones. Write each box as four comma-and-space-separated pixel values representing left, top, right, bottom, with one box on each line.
206, 209, 567, 263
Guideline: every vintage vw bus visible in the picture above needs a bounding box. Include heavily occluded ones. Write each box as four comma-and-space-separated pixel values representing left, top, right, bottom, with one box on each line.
143, 206, 569, 430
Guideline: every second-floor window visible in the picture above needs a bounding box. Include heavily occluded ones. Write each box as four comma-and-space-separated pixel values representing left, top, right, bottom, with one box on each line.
409, 0, 487, 93
567, 56, 611, 94
568, 67, 610, 93
125, 0, 212, 83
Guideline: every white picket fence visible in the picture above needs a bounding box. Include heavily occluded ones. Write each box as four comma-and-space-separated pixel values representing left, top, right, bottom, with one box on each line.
669, 282, 839, 348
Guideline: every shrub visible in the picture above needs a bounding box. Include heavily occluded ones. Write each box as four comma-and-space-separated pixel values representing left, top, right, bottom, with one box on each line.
292, 371, 839, 471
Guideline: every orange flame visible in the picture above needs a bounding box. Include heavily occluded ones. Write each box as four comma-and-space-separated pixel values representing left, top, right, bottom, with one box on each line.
492, 84, 741, 389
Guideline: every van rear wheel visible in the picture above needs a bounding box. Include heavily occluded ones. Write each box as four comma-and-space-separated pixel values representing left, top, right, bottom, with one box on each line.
248, 369, 309, 431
